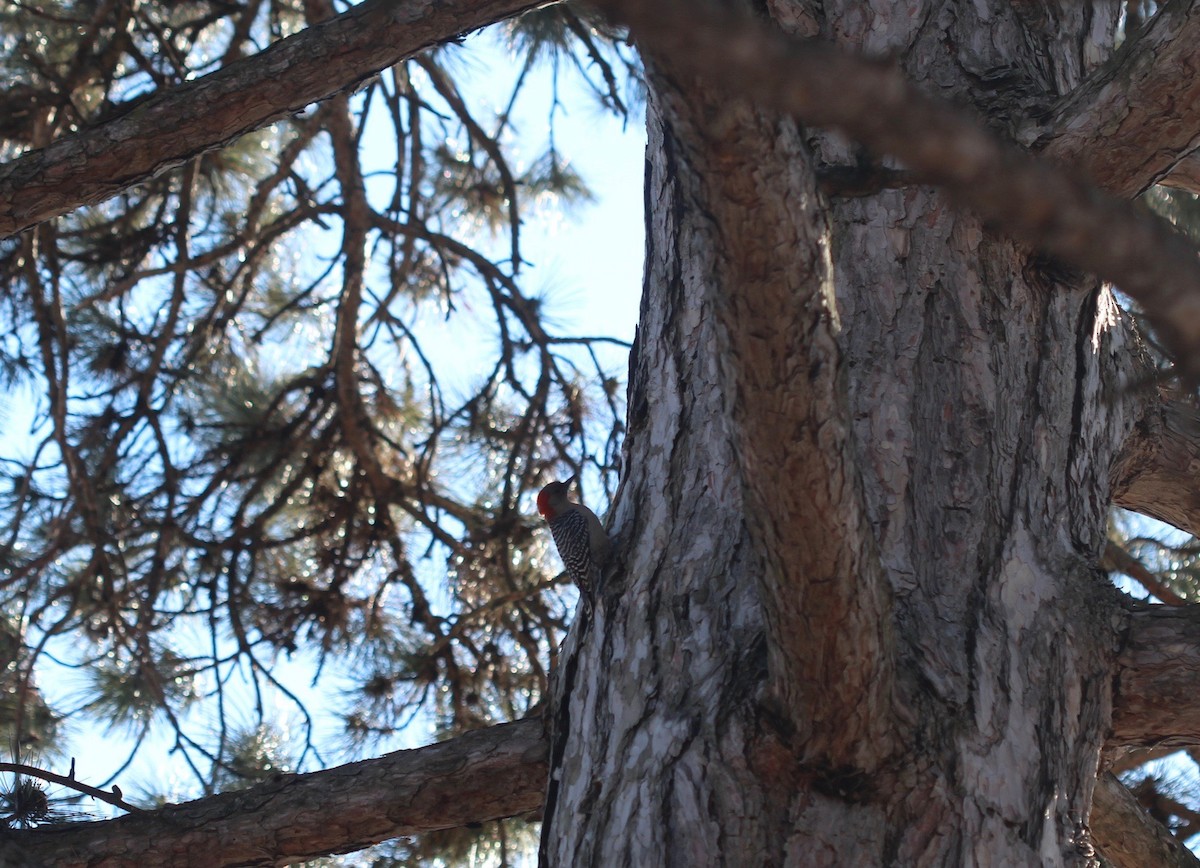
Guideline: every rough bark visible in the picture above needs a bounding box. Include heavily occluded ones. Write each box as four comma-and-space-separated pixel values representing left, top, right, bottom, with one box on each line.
7, 0, 1200, 865
1090, 773, 1200, 868
1113, 395, 1200, 540
537, 85, 791, 864
593, 0, 1200, 382
1034, 0, 1200, 198
1113, 605, 1200, 756
0, 0, 543, 239
814, 5, 1129, 858
542, 1, 1160, 865
5, 719, 546, 867
6, 0, 1200, 373
641, 50, 895, 768
9, 599, 1200, 866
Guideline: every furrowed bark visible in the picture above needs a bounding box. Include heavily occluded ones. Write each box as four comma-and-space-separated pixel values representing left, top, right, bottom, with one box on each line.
640, 54, 894, 765
11, 2, 1200, 865
593, 0, 1200, 381
0, 0, 546, 239
546, 1, 1142, 863
805, 2, 1130, 861
1034, 0, 1200, 198
1113, 395, 1200, 540
1113, 605, 1200, 753
539, 80, 796, 863
5, 597, 1200, 866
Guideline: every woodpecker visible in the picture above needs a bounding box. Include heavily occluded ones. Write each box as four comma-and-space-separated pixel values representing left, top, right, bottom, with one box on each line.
537, 477, 610, 605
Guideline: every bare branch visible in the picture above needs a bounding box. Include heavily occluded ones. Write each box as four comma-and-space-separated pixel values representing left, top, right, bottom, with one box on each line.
1103, 540, 1190, 606
594, 0, 1200, 381
1113, 605, 1200, 754
1035, 0, 1200, 198
1091, 772, 1200, 868
1113, 396, 1200, 540
9, 719, 547, 867
1, 600, 1197, 866
0, 0, 548, 239
0, 762, 146, 817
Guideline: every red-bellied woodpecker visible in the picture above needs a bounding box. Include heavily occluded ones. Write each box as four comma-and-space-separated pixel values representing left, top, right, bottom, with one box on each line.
537, 477, 609, 604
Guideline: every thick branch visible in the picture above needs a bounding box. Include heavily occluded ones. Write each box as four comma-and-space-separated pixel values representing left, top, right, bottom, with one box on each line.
595, 0, 1200, 381
1160, 151, 1200, 195
1091, 772, 1200, 868
1101, 605, 1200, 859
1112, 395, 1200, 540
1035, 0, 1200, 198
9, 719, 547, 868
0, 0, 545, 239
1113, 605, 1200, 753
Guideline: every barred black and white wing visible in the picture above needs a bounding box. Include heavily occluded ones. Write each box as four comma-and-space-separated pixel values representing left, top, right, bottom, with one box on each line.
547, 508, 595, 596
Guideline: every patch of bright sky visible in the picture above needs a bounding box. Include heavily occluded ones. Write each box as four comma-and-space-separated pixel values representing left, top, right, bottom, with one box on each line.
358, 35, 644, 396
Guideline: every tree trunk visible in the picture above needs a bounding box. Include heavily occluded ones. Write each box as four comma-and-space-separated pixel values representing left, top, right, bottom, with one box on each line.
541, 2, 1140, 864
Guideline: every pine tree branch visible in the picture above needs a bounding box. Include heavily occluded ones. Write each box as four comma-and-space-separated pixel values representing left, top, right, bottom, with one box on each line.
1091, 772, 1200, 868
7, 718, 548, 868
1033, 0, 1200, 199
0, 762, 146, 817
1113, 605, 1200, 753
1103, 540, 1190, 606
1113, 395, 1200, 540
0, 0, 549, 239
593, 0, 1200, 382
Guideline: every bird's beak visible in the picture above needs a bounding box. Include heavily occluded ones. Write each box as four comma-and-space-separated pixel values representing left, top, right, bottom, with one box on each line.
566, 474, 577, 488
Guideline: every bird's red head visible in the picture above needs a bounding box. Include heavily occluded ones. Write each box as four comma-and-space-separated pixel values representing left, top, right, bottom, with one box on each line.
537, 478, 574, 518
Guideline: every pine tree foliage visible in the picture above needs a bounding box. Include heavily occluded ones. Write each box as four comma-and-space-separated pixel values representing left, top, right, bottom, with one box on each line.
0, 2, 635, 857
